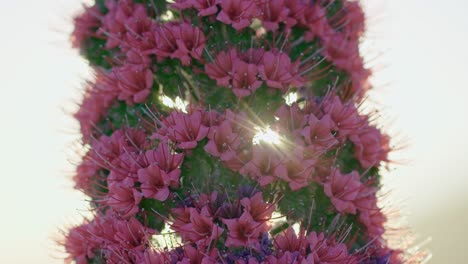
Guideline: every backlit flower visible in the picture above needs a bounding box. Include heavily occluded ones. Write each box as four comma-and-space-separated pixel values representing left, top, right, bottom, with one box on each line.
231, 59, 262, 97
323, 170, 363, 214
223, 211, 264, 248
349, 125, 389, 169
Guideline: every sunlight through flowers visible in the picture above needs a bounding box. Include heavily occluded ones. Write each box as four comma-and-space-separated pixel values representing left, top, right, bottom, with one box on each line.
252, 126, 281, 145
159, 95, 188, 113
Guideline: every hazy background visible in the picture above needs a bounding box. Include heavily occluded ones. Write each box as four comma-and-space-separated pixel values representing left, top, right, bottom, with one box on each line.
0, 0, 466, 263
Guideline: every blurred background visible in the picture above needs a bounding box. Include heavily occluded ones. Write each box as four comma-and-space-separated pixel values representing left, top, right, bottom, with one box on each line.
0, 0, 466, 263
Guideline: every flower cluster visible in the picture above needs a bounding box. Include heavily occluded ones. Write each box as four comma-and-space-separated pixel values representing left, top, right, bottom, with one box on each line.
74, 128, 184, 210
62, 0, 424, 263
64, 213, 156, 264
205, 48, 304, 97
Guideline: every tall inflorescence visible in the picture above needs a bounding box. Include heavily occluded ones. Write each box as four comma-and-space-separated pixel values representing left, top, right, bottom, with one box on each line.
63, 1, 424, 263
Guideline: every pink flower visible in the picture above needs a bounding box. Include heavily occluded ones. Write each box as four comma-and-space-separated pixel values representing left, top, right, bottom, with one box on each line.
171, 0, 193, 11
148, 23, 179, 59
125, 48, 152, 68
240, 192, 275, 226
342, 1, 366, 41
259, 51, 303, 90
204, 119, 241, 161
323, 170, 363, 214
112, 65, 153, 104
74, 71, 119, 140
238, 48, 265, 65
205, 49, 237, 87
172, 23, 206, 65
202, 109, 225, 127
274, 227, 308, 254
231, 59, 262, 97
177, 207, 224, 244
112, 216, 155, 249
204, 110, 251, 171
135, 249, 167, 264
64, 222, 98, 264
274, 152, 315, 191
88, 129, 147, 185
137, 164, 171, 201
270, 251, 313, 264
143, 143, 184, 188
223, 211, 264, 248
159, 111, 209, 150
274, 103, 307, 135
321, 96, 364, 139
240, 145, 282, 186
283, 0, 307, 29
107, 151, 144, 184
106, 178, 142, 218
148, 22, 205, 65
349, 125, 389, 169
119, 5, 153, 52
301, 114, 338, 154
73, 153, 99, 196
301, 5, 329, 41
178, 244, 220, 264
75, 90, 113, 140
217, 0, 258, 31
307, 232, 355, 263
171, 207, 192, 231
355, 190, 387, 238
192, 0, 218, 17
100, 0, 148, 49
258, 0, 290, 31
71, 4, 101, 48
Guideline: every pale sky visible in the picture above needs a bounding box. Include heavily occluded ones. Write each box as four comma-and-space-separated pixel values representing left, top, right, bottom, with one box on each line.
0, 0, 467, 263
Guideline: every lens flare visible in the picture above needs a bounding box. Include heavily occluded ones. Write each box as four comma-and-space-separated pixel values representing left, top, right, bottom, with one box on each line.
252, 126, 281, 145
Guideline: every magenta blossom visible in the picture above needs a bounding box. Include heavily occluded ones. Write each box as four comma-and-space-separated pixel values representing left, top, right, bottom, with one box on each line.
240, 192, 275, 229
159, 111, 209, 150
137, 164, 171, 201
71, 4, 101, 48
258, 0, 290, 32
323, 170, 363, 214
238, 48, 265, 65
64, 222, 98, 264
192, 0, 218, 17
100, 0, 148, 49
349, 125, 390, 169
111, 65, 153, 104
321, 95, 364, 139
274, 103, 307, 136
301, 114, 339, 154
223, 211, 264, 248
308, 232, 356, 263
275, 153, 316, 191
205, 119, 241, 161
205, 49, 237, 87
172, 22, 206, 65
231, 59, 262, 97
176, 206, 224, 244
143, 143, 184, 188
170, 0, 193, 11
259, 51, 304, 90
106, 178, 142, 218
217, 0, 258, 31
274, 227, 308, 255
240, 144, 283, 186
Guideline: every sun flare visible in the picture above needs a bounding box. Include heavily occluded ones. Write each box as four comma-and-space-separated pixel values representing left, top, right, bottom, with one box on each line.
252, 126, 281, 145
